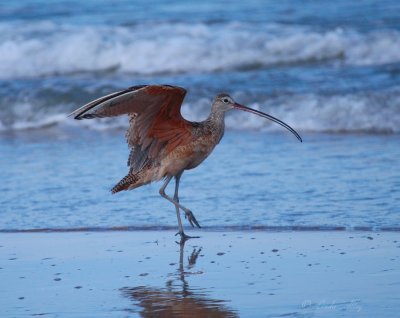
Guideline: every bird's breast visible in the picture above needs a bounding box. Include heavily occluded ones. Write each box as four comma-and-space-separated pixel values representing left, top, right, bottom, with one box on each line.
158, 132, 220, 177
185, 138, 216, 169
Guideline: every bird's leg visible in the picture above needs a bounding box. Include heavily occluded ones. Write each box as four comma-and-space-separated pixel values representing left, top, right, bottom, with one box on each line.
173, 172, 201, 229
159, 175, 200, 240
159, 175, 201, 229
159, 175, 184, 236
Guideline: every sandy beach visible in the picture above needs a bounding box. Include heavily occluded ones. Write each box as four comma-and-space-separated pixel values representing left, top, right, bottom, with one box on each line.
1, 230, 399, 317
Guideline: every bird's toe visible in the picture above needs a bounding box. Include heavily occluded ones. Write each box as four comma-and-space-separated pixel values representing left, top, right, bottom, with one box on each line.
186, 211, 201, 228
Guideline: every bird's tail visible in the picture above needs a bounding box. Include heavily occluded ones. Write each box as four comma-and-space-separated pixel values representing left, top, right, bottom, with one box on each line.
111, 173, 141, 194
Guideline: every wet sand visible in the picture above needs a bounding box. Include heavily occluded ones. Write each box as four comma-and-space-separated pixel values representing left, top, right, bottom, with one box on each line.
1, 230, 399, 317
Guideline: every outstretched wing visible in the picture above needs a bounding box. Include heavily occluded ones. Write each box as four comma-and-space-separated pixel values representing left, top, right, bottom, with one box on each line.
70, 85, 193, 172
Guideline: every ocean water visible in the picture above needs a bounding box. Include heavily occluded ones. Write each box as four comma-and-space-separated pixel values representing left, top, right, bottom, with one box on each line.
1, 0, 399, 231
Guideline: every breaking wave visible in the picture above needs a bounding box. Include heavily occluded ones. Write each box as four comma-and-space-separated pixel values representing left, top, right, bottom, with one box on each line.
1, 21, 400, 78
1, 88, 399, 134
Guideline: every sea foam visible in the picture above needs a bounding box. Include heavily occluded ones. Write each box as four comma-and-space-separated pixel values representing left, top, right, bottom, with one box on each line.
1, 89, 399, 134
1, 21, 400, 79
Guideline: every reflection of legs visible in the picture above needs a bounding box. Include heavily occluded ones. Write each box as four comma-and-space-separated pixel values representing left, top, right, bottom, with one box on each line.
188, 247, 202, 269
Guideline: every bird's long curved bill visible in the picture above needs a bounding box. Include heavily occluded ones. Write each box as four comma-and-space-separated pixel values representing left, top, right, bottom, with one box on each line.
234, 103, 302, 142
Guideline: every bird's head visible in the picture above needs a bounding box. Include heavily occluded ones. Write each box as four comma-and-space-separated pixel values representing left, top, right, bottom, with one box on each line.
212, 93, 302, 142
212, 93, 237, 112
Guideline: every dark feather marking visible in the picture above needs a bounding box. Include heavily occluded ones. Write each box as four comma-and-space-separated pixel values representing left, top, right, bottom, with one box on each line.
73, 88, 135, 119
111, 173, 139, 193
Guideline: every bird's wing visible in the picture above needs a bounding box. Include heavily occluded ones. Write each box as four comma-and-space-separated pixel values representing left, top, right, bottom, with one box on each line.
70, 85, 193, 171
69, 85, 184, 120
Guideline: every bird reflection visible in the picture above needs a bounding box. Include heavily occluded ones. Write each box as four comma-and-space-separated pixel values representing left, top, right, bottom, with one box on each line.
121, 241, 238, 317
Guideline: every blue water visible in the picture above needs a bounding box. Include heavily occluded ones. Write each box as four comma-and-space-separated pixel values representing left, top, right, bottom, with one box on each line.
1, 130, 399, 231
1, 1, 400, 231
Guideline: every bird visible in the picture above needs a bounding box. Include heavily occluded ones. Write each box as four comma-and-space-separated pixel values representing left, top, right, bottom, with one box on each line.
70, 85, 302, 240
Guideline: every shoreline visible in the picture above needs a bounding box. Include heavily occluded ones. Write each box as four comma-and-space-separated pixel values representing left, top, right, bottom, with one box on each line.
1, 230, 399, 317
1, 225, 400, 233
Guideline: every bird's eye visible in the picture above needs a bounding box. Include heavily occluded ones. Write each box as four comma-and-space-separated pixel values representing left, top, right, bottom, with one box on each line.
223, 98, 229, 104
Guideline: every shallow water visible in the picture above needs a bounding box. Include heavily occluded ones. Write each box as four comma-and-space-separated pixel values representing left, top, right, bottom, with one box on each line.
1, 231, 399, 317
1, 1, 400, 231
1, 130, 399, 231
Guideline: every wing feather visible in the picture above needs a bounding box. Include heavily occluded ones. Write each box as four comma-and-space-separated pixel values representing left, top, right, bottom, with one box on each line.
71, 85, 191, 173
69, 85, 147, 119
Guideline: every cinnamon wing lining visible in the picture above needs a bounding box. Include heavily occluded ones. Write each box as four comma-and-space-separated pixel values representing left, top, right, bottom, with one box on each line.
124, 86, 193, 172
71, 85, 191, 172
127, 117, 193, 173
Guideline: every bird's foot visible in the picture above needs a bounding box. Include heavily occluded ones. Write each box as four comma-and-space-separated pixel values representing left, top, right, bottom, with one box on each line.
175, 231, 199, 244
183, 209, 201, 228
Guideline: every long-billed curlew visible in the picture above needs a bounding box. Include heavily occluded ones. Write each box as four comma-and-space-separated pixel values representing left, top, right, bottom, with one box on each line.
70, 85, 302, 240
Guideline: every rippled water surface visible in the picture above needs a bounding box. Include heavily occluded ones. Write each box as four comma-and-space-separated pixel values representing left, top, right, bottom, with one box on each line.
1, 130, 399, 230
1, 0, 399, 231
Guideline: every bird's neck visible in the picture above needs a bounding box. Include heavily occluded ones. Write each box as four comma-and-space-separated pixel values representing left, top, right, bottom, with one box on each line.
207, 109, 225, 125
206, 110, 226, 142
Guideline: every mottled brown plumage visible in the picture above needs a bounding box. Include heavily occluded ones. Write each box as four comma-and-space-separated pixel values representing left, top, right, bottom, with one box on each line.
70, 84, 301, 240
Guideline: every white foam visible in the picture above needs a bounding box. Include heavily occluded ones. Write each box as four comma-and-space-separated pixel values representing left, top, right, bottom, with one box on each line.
227, 91, 400, 133
1, 21, 400, 79
1, 89, 399, 133
0, 112, 66, 131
